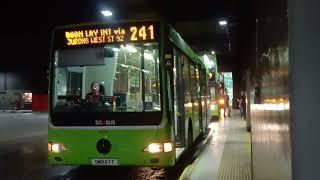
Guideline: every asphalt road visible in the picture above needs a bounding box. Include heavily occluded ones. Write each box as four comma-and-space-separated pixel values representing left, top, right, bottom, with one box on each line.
0, 112, 209, 180
0, 112, 48, 179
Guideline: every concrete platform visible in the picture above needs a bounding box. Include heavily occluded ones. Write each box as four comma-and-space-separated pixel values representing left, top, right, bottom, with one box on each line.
180, 114, 252, 180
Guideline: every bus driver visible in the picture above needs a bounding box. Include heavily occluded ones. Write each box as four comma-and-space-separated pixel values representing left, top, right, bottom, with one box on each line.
85, 82, 103, 103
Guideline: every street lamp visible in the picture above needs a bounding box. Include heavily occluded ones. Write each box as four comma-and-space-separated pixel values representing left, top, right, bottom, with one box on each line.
219, 20, 230, 52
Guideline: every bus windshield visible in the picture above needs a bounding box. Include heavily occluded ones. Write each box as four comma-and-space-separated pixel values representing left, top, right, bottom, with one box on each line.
52, 43, 161, 113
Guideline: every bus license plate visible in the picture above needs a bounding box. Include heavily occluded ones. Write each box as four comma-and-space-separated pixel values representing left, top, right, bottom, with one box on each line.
91, 159, 119, 166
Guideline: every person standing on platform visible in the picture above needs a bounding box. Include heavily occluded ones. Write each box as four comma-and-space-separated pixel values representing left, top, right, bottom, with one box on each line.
224, 90, 231, 117
237, 91, 246, 119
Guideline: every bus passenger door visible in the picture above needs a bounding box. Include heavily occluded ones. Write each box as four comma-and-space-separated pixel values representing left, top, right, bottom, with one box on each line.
190, 65, 203, 134
196, 67, 204, 132
173, 51, 185, 148
200, 70, 207, 131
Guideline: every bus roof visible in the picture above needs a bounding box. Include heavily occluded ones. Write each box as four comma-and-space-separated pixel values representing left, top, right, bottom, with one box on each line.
168, 27, 206, 71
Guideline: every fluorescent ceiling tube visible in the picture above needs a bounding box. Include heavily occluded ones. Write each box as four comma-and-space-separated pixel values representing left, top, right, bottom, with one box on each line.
101, 10, 112, 17
219, 20, 227, 26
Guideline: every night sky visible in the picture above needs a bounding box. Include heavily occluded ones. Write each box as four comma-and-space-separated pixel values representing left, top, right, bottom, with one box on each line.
3, 1, 133, 71
2, 1, 100, 91
1, 0, 255, 93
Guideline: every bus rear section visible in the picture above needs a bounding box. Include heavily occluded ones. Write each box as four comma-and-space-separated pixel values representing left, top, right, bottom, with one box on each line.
48, 22, 175, 167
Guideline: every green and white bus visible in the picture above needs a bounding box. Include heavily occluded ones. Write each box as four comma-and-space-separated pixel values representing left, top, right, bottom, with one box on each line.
48, 20, 219, 167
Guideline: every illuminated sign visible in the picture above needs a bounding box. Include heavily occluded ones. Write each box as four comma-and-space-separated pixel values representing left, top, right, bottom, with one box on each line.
54, 22, 158, 48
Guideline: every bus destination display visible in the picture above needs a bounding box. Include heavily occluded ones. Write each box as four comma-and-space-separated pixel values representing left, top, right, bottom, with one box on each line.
62, 24, 157, 47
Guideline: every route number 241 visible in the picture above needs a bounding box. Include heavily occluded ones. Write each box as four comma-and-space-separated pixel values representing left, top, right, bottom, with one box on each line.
130, 25, 154, 41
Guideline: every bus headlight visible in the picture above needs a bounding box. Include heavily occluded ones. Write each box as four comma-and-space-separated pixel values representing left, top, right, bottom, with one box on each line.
144, 142, 173, 153
144, 143, 163, 153
163, 143, 173, 152
48, 142, 66, 153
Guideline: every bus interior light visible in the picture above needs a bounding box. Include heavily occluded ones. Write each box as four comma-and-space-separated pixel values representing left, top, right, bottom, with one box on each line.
112, 48, 120, 52
154, 107, 161, 111
144, 53, 154, 60
120, 64, 128, 68
123, 45, 137, 53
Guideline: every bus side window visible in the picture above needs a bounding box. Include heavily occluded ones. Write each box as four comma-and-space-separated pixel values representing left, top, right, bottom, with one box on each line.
182, 55, 191, 105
